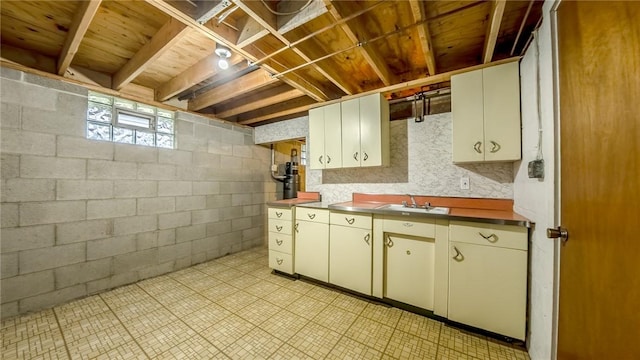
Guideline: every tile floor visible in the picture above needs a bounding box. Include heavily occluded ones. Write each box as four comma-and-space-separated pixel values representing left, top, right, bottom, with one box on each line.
1, 246, 530, 359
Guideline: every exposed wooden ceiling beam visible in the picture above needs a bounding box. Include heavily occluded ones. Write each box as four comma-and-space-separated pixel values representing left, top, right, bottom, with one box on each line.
112, 17, 189, 90
483, 0, 507, 63
238, 97, 316, 125
408, 0, 437, 76
324, 0, 395, 86
215, 86, 304, 118
277, 0, 328, 34
57, 0, 102, 76
236, 17, 269, 48
144, 0, 327, 102
234, 0, 353, 95
155, 52, 245, 101
188, 68, 279, 111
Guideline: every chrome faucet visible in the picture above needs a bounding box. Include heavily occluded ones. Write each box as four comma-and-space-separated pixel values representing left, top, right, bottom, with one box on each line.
405, 194, 417, 208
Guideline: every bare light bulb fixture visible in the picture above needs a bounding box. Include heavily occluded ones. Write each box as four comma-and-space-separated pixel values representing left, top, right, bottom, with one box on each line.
215, 43, 231, 70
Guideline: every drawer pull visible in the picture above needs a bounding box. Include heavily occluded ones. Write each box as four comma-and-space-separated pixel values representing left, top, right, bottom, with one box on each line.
452, 246, 464, 261
276, 225, 283, 232
402, 222, 414, 227
346, 217, 355, 225
307, 213, 316, 219
478, 232, 498, 242
275, 211, 283, 218
385, 235, 394, 248
295, 223, 299, 233
276, 239, 283, 246
276, 258, 283, 265
364, 233, 370, 245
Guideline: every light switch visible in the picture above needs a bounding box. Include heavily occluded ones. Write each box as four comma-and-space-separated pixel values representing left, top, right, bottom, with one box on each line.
460, 176, 470, 190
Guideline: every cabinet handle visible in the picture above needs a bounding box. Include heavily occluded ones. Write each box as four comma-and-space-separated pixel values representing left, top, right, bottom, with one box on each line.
452, 246, 464, 261
478, 232, 498, 242
473, 141, 482, 153
275, 211, 283, 218
489, 141, 501, 153
353, 152, 358, 161
295, 223, 299, 233
345, 217, 355, 225
276, 258, 283, 265
364, 233, 370, 245
363, 152, 368, 161
385, 235, 394, 248
327, 155, 331, 164
406, 250, 411, 255
402, 222, 413, 227
276, 239, 283, 246
307, 213, 316, 219
319, 155, 323, 164
275, 225, 283, 232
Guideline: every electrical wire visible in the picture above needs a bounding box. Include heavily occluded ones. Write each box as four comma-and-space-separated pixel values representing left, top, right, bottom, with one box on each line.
260, 0, 313, 16
534, 29, 543, 161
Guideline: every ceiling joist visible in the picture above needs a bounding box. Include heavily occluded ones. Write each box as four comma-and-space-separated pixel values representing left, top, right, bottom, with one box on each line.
57, 0, 102, 76
236, 17, 269, 48
483, 0, 507, 63
408, 0, 437, 76
215, 86, 304, 118
238, 96, 316, 125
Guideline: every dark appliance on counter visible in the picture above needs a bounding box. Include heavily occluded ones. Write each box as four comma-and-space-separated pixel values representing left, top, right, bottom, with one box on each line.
271, 147, 300, 200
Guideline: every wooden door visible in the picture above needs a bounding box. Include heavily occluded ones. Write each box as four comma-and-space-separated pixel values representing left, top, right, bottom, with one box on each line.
329, 225, 372, 295
557, 2, 640, 358
451, 69, 484, 163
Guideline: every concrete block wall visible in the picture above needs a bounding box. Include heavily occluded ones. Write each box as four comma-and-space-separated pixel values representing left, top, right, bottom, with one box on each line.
0, 67, 276, 318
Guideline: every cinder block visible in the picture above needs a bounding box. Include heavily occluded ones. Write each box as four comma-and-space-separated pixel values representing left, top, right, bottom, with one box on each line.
158, 229, 176, 247
191, 209, 219, 225
57, 136, 114, 160
193, 123, 220, 141
1, 154, 19, 179
113, 180, 157, 198
242, 226, 263, 242
242, 158, 262, 171
192, 152, 220, 168
137, 163, 177, 180
243, 205, 262, 217
219, 155, 242, 170
19, 201, 86, 226
158, 242, 191, 263
57, 180, 113, 200
1, 302, 19, 319
218, 231, 242, 250
2, 179, 55, 202
206, 220, 231, 237
136, 231, 158, 251
192, 236, 219, 254
21, 155, 86, 179
1, 253, 18, 279
87, 235, 136, 260
1, 224, 55, 252
252, 192, 268, 205
1, 67, 22, 80
232, 145, 253, 158
219, 206, 243, 221
207, 140, 232, 155
158, 181, 192, 196
206, 195, 232, 209
0, 78, 57, 109
138, 261, 175, 279
19, 284, 86, 314
87, 272, 139, 295
112, 249, 158, 274
175, 134, 207, 152
192, 182, 220, 196
176, 224, 206, 243
1, 270, 54, 303
175, 166, 208, 181
87, 199, 136, 219
158, 148, 192, 165
175, 120, 194, 136
136, 197, 175, 215
174, 256, 192, 270
231, 193, 253, 206
24, 73, 87, 95
54, 259, 111, 289
114, 143, 158, 163
19, 243, 85, 274
88, 160, 137, 180
158, 212, 191, 230
232, 217, 252, 232
1, 203, 18, 227
22, 93, 86, 136
113, 215, 157, 235
56, 219, 113, 245
1, 129, 56, 156
175, 196, 206, 211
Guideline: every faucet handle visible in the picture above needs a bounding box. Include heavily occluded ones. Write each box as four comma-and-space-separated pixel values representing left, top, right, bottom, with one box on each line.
402, 200, 408, 207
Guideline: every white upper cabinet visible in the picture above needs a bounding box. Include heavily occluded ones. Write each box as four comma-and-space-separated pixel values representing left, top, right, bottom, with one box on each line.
341, 93, 390, 168
452, 61, 522, 163
309, 103, 342, 170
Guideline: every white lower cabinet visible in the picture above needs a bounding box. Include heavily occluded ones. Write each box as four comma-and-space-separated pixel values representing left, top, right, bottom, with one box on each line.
267, 207, 294, 275
384, 234, 435, 310
329, 219, 372, 295
294, 208, 329, 282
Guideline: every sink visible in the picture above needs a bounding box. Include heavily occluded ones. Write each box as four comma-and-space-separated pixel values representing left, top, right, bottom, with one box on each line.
379, 204, 450, 215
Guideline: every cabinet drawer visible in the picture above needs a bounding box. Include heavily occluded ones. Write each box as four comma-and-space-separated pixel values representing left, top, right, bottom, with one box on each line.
268, 233, 293, 254
268, 208, 292, 221
269, 219, 292, 235
330, 211, 372, 229
295, 207, 329, 223
382, 217, 435, 238
269, 250, 294, 274
450, 221, 527, 250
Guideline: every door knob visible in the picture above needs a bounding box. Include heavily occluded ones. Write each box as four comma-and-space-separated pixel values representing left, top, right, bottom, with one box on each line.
547, 226, 569, 242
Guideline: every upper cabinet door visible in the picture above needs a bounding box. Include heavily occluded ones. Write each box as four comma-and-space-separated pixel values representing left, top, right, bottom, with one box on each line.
483, 62, 522, 162
360, 93, 389, 167
341, 98, 361, 168
324, 103, 343, 169
452, 70, 485, 163
308, 107, 325, 169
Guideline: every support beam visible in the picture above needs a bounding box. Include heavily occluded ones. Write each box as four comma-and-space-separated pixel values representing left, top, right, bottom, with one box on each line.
188, 68, 279, 111
236, 17, 269, 48
238, 97, 316, 125
483, 0, 506, 63
324, 0, 395, 86
408, 0, 437, 76
58, 0, 102, 75
155, 52, 245, 101
112, 17, 189, 89
215, 87, 304, 118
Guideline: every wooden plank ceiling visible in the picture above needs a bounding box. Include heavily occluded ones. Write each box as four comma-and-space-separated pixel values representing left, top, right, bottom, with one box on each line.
0, 0, 543, 126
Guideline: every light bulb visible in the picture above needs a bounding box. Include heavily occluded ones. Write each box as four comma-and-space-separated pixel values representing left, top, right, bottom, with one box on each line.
218, 58, 229, 70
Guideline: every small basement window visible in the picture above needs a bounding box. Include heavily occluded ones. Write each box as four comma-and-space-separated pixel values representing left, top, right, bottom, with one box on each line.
86, 91, 175, 148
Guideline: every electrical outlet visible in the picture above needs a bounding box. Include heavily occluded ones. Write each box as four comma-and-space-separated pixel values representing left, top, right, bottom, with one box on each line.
460, 176, 470, 190
271, 164, 278, 172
